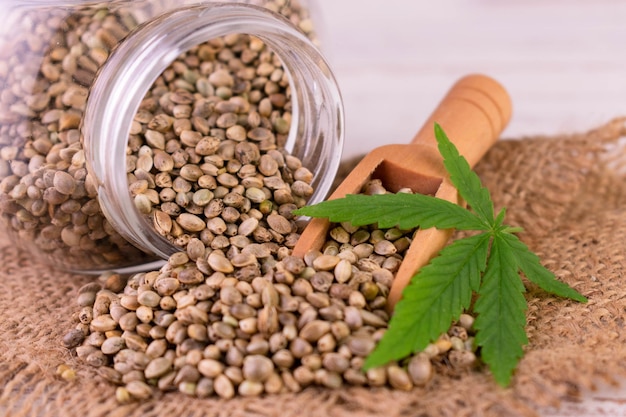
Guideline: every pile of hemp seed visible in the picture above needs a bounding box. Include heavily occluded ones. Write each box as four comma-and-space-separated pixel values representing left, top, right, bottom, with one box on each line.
63, 177, 480, 401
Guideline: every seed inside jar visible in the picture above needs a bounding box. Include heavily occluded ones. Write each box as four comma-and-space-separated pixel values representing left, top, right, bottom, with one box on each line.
0, 0, 319, 271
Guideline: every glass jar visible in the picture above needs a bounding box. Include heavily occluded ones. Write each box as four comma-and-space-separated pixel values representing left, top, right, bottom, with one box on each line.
0, 0, 344, 273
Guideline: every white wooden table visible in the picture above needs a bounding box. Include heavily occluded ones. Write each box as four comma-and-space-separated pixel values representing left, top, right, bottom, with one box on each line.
316, 1, 626, 415
317, 0, 626, 159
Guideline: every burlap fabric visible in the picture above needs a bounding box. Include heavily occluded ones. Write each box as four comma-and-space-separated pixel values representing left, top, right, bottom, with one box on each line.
1, 118, 625, 417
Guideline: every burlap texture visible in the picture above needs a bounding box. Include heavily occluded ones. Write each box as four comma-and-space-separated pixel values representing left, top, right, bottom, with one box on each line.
1, 117, 625, 417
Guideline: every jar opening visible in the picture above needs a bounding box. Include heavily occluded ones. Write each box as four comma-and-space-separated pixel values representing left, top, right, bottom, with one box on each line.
83, 3, 344, 265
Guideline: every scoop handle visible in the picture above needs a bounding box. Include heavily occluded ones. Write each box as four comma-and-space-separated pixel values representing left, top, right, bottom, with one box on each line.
411, 74, 512, 168
385, 75, 511, 310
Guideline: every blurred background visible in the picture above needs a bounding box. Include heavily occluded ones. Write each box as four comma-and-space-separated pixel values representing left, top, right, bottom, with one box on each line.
315, 0, 626, 159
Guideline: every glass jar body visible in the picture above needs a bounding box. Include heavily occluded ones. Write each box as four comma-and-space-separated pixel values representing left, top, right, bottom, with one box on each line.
0, 0, 344, 273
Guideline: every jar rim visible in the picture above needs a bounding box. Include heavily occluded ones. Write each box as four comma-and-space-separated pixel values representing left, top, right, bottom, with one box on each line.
83, 2, 344, 263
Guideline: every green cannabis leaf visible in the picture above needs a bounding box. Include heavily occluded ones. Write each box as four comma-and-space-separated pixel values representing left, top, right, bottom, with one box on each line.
294, 123, 587, 387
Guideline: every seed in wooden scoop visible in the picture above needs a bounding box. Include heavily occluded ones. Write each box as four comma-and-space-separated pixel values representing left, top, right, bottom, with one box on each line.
292, 75, 511, 312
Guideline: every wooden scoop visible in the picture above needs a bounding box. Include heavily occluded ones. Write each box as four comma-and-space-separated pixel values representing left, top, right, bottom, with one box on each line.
292, 74, 512, 311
